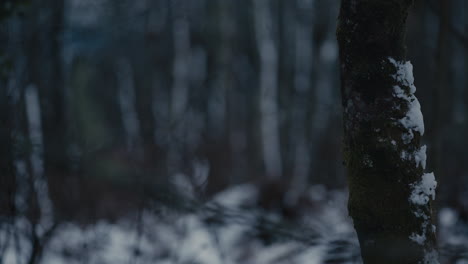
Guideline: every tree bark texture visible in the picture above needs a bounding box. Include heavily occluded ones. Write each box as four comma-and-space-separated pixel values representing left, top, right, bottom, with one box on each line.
337, 0, 438, 263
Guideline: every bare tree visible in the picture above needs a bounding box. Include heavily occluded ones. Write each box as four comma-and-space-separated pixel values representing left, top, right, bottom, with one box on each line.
0, 3, 16, 221
285, 0, 314, 206
337, 0, 438, 263
168, 1, 191, 177
253, 0, 283, 180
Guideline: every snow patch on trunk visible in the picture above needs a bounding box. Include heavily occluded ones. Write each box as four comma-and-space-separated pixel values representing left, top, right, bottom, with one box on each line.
414, 145, 427, 170
389, 58, 425, 142
410, 172, 437, 206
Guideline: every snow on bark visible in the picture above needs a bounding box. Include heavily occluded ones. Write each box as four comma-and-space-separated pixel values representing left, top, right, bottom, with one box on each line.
390, 57, 439, 263
400, 145, 427, 169
410, 172, 437, 206
414, 145, 427, 170
390, 58, 425, 145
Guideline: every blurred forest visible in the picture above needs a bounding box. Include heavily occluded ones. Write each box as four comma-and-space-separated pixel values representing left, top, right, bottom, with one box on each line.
0, 0, 467, 263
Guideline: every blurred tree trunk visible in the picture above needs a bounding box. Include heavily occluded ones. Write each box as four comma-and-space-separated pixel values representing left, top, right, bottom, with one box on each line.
432, 0, 452, 188
253, 0, 283, 180
115, 58, 142, 155
26, 0, 65, 221
0, 17, 15, 218
205, 0, 237, 193
285, 0, 313, 206
337, 0, 438, 263
168, 1, 191, 177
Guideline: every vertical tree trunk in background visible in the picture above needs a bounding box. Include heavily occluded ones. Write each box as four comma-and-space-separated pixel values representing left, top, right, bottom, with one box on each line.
168, 1, 191, 176
0, 51, 15, 218
218, 0, 240, 184
0, 91, 15, 217
0, 7, 15, 218
253, 0, 283, 180
285, 0, 314, 206
115, 58, 142, 155
337, 0, 438, 263
27, 0, 65, 223
432, 0, 451, 188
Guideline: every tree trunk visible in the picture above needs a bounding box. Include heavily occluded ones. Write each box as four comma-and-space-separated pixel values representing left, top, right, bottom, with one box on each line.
253, 0, 283, 180
168, 2, 191, 177
431, 0, 452, 197
0, 3, 15, 218
284, 0, 314, 206
26, 0, 65, 224
0, 47, 15, 218
336, 0, 438, 263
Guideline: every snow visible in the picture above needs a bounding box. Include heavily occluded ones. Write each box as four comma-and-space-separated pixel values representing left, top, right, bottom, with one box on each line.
413, 208, 429, 220
399, 98, 424, 135
401, 150, 410, 160
393, 85, 409, 100
389, 58, 425, 140
211, 184, 258, 208
389, 58, 416, 93
251, 242, 303, 264
401, 131, 414, 144
410, 173, 437, 206
423, 250, 440, 264
414, 145, 427, 169
2, 185, 362, 264
393, 83, 424, 137
400, 146, 426, 169
409, 232, 426, 245
177, 216, 225, 264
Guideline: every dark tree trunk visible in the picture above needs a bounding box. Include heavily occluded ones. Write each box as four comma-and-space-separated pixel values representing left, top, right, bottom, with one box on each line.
26, 0, 66, 218
336, 0, 438, 263
432, 0, 451, 196
0, 68, 15, 218
0, 2, 16, 219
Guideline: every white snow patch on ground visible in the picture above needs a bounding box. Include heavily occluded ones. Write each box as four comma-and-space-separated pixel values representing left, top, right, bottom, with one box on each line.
251, 242, 301, 264
211, 184, 258, 208
3, 185, 362, 264
177, 216, 225, 264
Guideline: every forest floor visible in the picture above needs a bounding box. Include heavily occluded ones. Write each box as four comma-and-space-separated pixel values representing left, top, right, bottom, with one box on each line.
1, 184, 467, 264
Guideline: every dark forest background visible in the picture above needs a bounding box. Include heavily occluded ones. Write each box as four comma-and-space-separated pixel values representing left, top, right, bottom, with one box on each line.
0, 0, 467, 263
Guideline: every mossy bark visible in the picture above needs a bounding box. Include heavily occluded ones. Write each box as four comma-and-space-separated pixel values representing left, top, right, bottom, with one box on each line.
336, 0, 438, 263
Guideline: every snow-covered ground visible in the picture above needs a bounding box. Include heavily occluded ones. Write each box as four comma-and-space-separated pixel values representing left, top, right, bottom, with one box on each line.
1, 184, 467, 264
